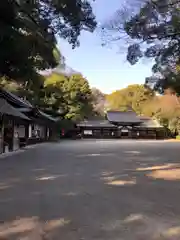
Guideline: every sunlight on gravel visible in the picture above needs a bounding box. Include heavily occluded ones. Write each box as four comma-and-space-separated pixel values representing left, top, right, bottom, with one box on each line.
136, 163, 180, 180
106, 179, 136, 186
162, 226, 180, 238
147, 169, 180, 180
0, 217, 70, 239
136, 163, 180, 171
124, 151, 141, 154
124, 214, 144, 223
102, 213, 180, 239
0, 183, 12, 190
36, 175, 60, 181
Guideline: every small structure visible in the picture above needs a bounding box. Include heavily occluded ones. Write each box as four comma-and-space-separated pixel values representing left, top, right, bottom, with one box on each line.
26, 109, 58, 144
77, 119, 117, 138
107, 110, 142, 138
0, 88, 58, 153
136, 116, 165, 139
0, 98, 30, 153
77, 110, 166, 139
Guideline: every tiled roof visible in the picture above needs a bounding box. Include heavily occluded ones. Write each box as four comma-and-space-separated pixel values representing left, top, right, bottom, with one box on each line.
138, 117, 162, 128
0, 88, 33, 108
18, 108, 32, 113
77, 116, 163, 129
107, 111, 142, 124
0, 98, 30, 120
77, 120, 115, 128
38, 110, 58, 122
0, 89, 58, 122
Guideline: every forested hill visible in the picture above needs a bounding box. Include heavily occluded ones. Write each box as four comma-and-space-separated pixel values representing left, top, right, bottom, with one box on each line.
106, 84, 180, 135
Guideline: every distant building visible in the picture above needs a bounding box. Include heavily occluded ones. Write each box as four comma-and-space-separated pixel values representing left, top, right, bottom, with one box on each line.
77, 110, 167, 139
0, 88, 58, 154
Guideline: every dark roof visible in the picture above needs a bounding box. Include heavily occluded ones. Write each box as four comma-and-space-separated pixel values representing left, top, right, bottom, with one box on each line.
0, 98, 30, 120
77, 120, 116, 128
38, 110, 58, 122
18, 108, 32, 113
107, 111, 142, 124
0, 89, 58, 122
0, 88, 33, 108
138, 117, 163, 128
77, 115, 163, 129
139, 116, 151, 120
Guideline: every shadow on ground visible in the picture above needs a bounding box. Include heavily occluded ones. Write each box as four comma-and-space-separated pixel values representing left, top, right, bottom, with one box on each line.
0, 141, 180, 239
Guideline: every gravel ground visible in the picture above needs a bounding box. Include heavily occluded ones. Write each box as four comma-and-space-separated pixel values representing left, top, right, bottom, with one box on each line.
0, 140, 180, 239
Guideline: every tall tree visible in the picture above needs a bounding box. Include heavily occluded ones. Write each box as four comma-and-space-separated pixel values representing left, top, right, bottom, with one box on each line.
102, 0, 180, 93
91, 88, 106, 116
44, 72, 94, 120
0, 0, 96, 82
106, 84, 154, 114
2, 72, 94, 119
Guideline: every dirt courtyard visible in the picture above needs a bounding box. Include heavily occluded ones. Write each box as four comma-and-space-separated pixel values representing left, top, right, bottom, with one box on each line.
0, 140, 180, 239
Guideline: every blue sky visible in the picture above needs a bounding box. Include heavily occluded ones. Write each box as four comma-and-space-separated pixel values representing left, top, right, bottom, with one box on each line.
58, 0, 153, 94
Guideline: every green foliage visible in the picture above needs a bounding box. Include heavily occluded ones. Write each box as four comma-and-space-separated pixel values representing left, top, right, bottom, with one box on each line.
91, 88, 106, 116
0, 0, 96, 82
106, 84, 154, 114
143, 93, 180, 134
57, 119, 75, 132
2, 72, 94, 120
103, 0, 180, 93
0, 78, 20, 93
169, 117, 180, 135
125, 0, 180, 93
106, 83, 180, 134
60, 74, 93, 120
176, 135, 180, 140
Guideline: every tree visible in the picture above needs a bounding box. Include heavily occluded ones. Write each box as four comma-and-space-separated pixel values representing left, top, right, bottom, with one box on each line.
62, 74, 94, 120
43, 72, 94, 120
91, 88, 106, 116
1, 71, 94, 120
142, 91, 180, 134
106, 83, 180, 134
0, 0, 96, 82
102, 0, 180, 93
106, 84, 154, 114
0, 74, 51, 110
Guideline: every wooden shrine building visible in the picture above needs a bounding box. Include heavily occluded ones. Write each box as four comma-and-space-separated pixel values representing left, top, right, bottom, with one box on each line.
77, 110, 167, 139
0, 88, 58, 153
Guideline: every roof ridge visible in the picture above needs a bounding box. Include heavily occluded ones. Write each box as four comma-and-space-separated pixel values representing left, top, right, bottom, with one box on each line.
0, 88, 33, 108
107, 110, 135, 113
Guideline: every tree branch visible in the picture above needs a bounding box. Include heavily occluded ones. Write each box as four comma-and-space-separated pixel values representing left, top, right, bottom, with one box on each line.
151, 0, 180, 9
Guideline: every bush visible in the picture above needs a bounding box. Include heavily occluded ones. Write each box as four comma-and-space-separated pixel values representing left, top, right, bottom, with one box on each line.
176, 135, 180, 140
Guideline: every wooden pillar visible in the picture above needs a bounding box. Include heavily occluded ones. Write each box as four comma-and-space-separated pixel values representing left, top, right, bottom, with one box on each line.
46, 126, 50, 140
10, 119, 15, 151
25, 123, 29, 140
0, 115, 4, 154
13, 122, 20, 151
128, 129, 131, 139
155, 130, 157, 139
101, 128, 103, 138
28, 124, 32, 138
118, 128, 121, 138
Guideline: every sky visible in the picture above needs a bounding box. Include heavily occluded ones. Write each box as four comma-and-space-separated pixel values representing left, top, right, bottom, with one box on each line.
57, 0, 154, 94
